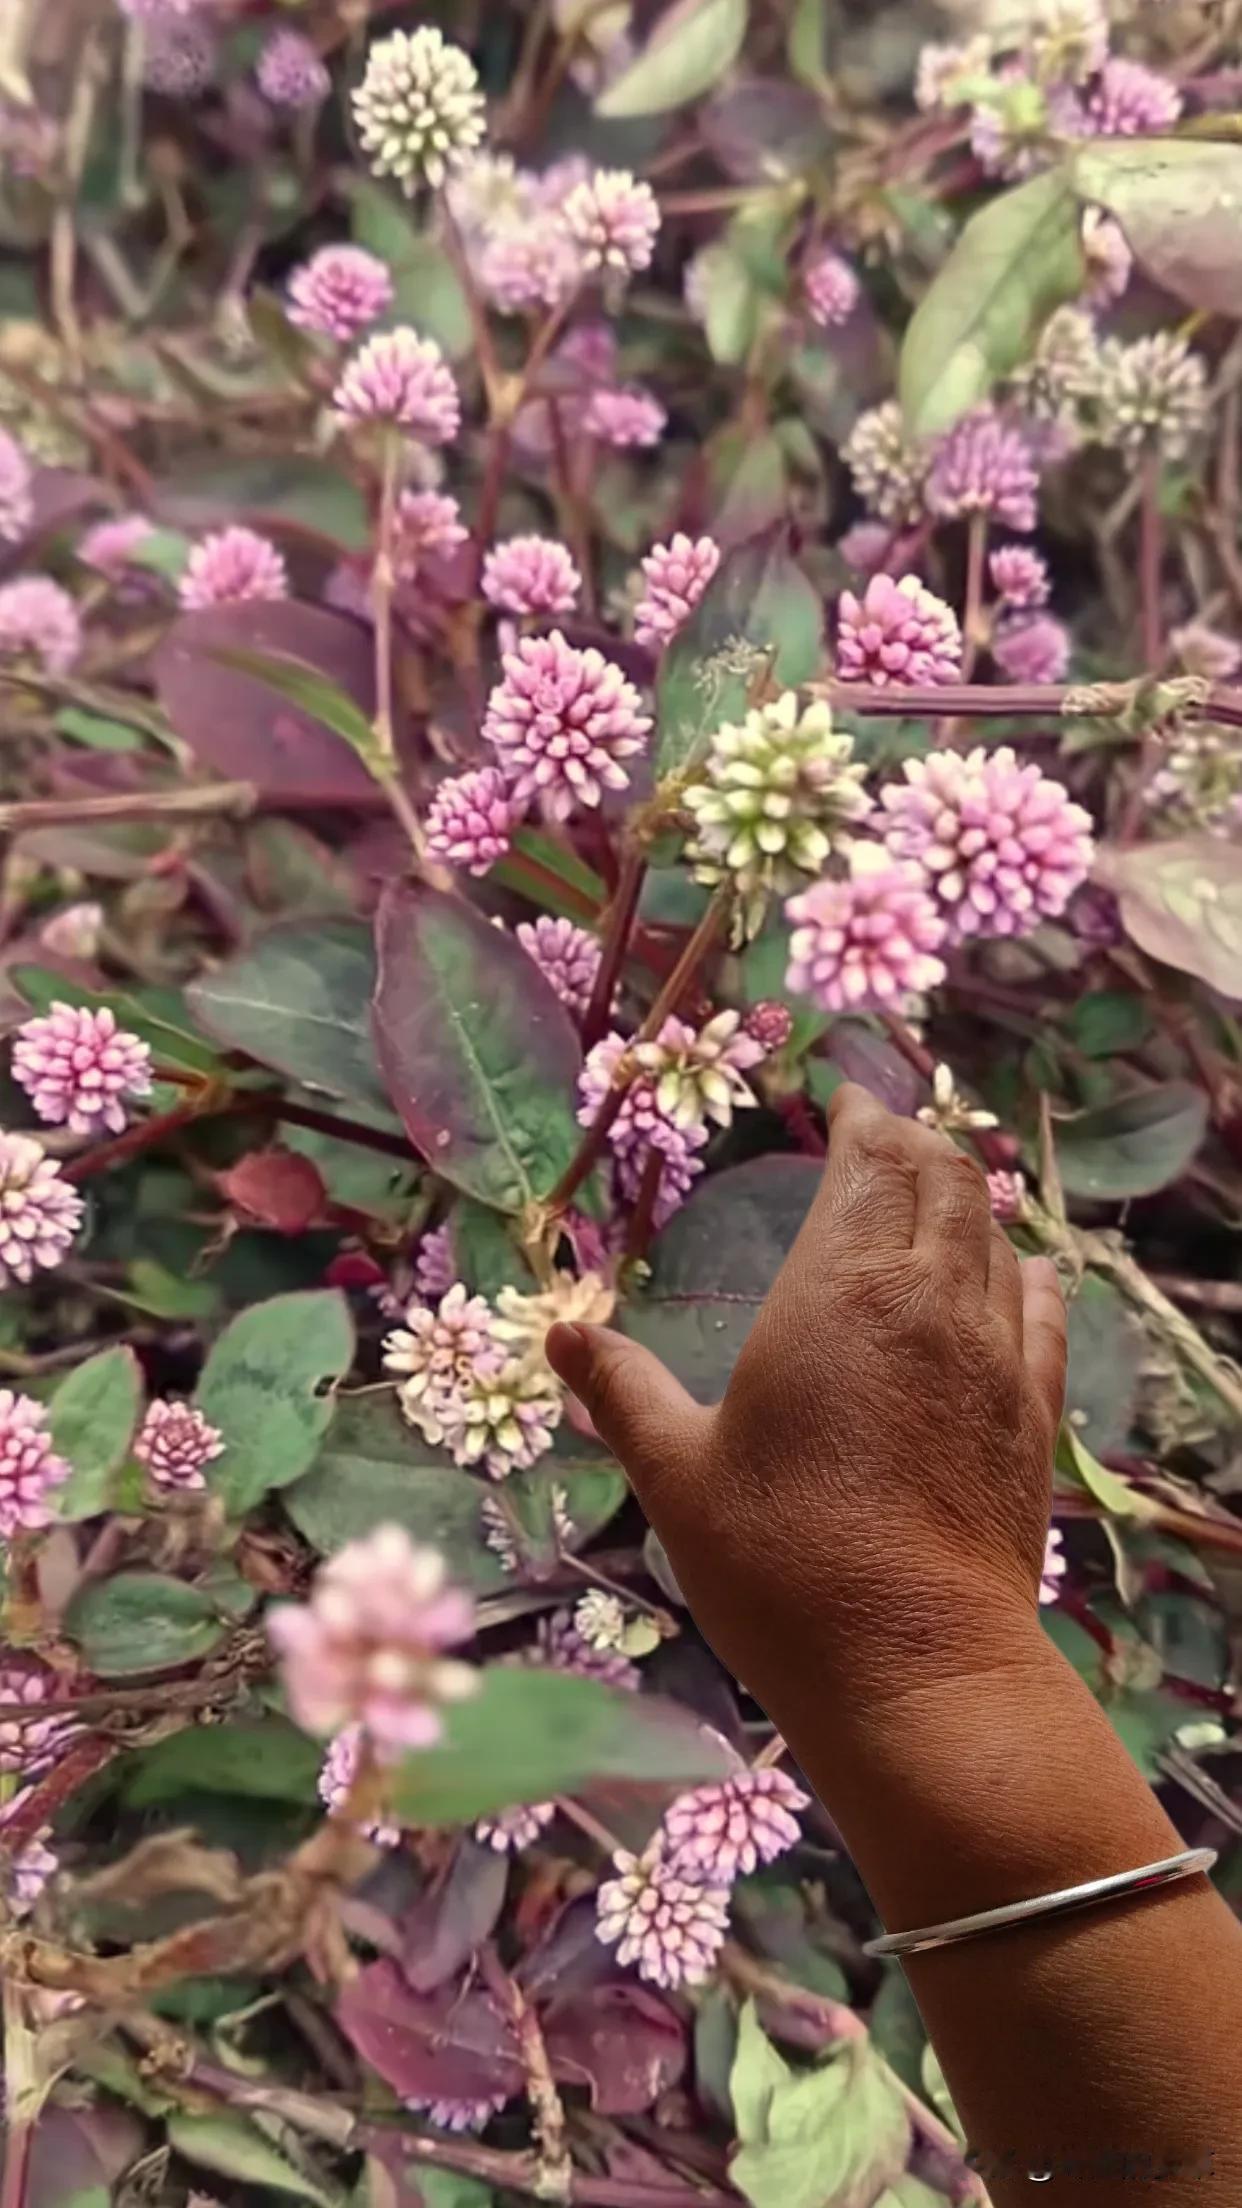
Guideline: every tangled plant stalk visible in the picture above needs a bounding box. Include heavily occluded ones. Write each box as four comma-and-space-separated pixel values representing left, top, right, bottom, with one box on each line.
0, 1, 1240, 2203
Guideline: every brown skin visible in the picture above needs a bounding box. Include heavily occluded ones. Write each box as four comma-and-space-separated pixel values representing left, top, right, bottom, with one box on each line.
546, 1082, 1242, 2207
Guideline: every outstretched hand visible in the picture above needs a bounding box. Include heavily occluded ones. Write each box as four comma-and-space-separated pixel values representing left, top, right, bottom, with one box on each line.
546, 1081, 1067, 1732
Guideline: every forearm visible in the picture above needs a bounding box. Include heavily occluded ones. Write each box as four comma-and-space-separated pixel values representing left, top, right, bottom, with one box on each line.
768, 1626, 1242, 2207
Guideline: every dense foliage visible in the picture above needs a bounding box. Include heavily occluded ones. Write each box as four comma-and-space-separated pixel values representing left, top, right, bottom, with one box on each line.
1, 0, 1241, 2202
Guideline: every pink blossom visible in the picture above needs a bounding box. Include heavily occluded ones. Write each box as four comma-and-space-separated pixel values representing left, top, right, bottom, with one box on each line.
1040, 1526, 1067, 1605
475, 1800, 556, 1851
412, 1220, 456, 1303
1080, 207, 1131, 306
392, 489, 468, 582
482, 630, 651, 821
992, 612, 1070, 683
133, 1400, 224, 1494
0, 429, 32, 543
804, 250, 859, 328
405, 2092, 509, 2134
784, 844, 948, 1012
536, 1606, 640, 1691
0, 1134, 83, 1286
142, 19, 216, 97
482, 536, 581, 617
989, 545, 1050, 610
0, 1661, 81, 1777
78, 514, 155, 580
577, 1032, 709, 1229
0, 1791, 57, 1918
634, 534, 720, 651
927, 407, 1040, 533
1170, 621, 1241, 682
267, 1523, 477, 1760
563, 169, 659, 276
1086, 58, 1182, 137
0, 1390, 70, 1541
12, 1003, 152, 1137
318, 1723, 401, 1845
287, 246, 394, 342
425, 765, 524, 876
596, 1841, 731, 1989
836, 520, 924, 578
333, 330, 460, 443
880, 745, 1095, 942
516, 915, 601, 1018
118, 0, 210, 19
0, 577, 81, 674
583, 387, 667, 448
836, 572, 961, 687
987, 1169, 1028, 1223
478, 224, 582, 314
661, 1769, 809, 1882
384, 1283, 505, 1439
180, 526, 288, 612
256, 28, 329, 110
744, 1000, 793, 1052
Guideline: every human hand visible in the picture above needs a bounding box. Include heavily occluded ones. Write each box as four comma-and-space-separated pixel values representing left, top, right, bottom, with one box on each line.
546, 1083, 1067, 1737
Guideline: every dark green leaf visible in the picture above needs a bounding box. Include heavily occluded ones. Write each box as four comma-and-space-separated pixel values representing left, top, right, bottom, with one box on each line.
392, 1663, 732, 1827
1074, 139, 1242, 317
350, 182, 472, 357
1066, 989, 1150, 1059
899, 166, 1084, 436
121, 1719, 320, 1808
1052, 1082, 1208, 1199
156, 457, 369, 551
195, 1290, 354, 1514
118, 1258, 222, 1320
597, 0, 747, 118
788, 0, 832, 86
1094, 837, 1242, 999
373, 884, 583, 1213
49, 1348, 142, 1521
1065, 1275, 1145, 1454
730, 2003, 910, 2208
12, 967, 224, 1078
186, 920, 391, 1112
656, 536, 824, 777
167, 2114, 343, 2207
452, 1200, 536, 1298
741, 929, 828, 1056
67, 1568, 251, 1677
707, 426, 790, 544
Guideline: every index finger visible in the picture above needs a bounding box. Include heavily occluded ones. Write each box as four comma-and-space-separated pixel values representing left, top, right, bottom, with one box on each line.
815, 1081, 939, 1249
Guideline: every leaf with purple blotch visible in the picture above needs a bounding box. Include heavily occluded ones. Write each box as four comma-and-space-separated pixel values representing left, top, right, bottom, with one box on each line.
1074, 138, 1242, 319
338, 1961, 525, 2109
155, 602, 378, 803
542, 1982, 686, 2114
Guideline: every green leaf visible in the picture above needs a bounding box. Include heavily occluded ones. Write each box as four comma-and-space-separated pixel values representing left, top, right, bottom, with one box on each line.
451, 1200, 535, 1298
740, 928, 828, 1056
186, 920, 391, 1112
1056, 1425, 1158, 1523
415, 2173, 495, 2208
373, 884, 583, 1214
898, 166, 1084, 437
1074, 138, 1242, 317
49, 1348, 142, 1521
207, 645, 382, 771
875, 2182, 947, 2208
788, 0, 832, 87
1065, 1274, 1145, 1453
66, 1567, 251, 1677
1094, 836, 1242, 999
121, 1719, 321, 1808
12, 966, 225, 1079
350, 181, 472, 358
1066, 989, 1150, 1059
1051, 1082, 1208, 1199
168, 2114, 343, 2208
656, 536, 824, 777
597, 0, 747, 118
284, 1396, 624, 1586
55, 705, 143, 753
729, 2003, 910, 2208
391, 1663, 732, 1827
707, 425, 790, 543
126, 526, 191, 581
697, 242, 764, 366
119, 1257, 222, 1320
195, 1290, 354, 1515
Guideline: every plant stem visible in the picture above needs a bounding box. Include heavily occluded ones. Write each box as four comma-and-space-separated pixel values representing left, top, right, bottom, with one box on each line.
370, 437, 427, 862
1139, 447, 1163, 671
64, 1088, 414, 1183
0, 782, 257, 832
474, 420, 513, 560
1, 1979, 40, 2208
582, 847, 647, 1048
960, 510, 989, 683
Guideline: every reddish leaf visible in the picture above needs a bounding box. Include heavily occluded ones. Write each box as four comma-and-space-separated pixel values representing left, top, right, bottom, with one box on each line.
544, 1982, 686, 2114
400, 1837, 509, 1993
219, 1146, 328, 1234
155, 602, 378, 803
337, 1959, 524, 2105
27, 2104, 144, 2208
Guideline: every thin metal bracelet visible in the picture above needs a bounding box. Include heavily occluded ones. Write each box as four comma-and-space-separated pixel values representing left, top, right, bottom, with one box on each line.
862, 1847, 1217, 1959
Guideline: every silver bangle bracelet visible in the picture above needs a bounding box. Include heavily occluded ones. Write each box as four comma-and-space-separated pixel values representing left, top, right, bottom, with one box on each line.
862, 1847, 1217, 1959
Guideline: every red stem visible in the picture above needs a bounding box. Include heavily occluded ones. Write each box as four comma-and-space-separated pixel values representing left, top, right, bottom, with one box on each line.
582, 848, 647, 1049
1139, 449, 1163, 672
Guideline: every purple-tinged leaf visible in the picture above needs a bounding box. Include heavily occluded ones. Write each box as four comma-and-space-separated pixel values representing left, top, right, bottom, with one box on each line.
700, 77, 831, 181
543, 1982, 686, 2114
401, 1839, 509, 1994
656, 532, 824, 775
338, 1960, 525, 2107
1051, 1082, 1209, 1200
817, 1019, 923, 1116
155, 603, 378, 803
1074, 139, 1242, 318
27, 2103, 144, 2208
373, 884, 583, 1213
1094, 837, 1242, 1001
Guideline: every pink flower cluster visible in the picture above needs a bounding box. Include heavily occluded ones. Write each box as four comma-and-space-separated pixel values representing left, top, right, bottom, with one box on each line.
516, 915, 601, 1018
318, 1722, 401, 1845
0, 428, 32, 543
879, 745, 1094, 942
333, 329, 461, 443
785, 845, 948, 1014
1086, 58, 1182, 136
482, 630, 651, 821
287, 246, 394, 342
180, 526, 288, 612
577, 1031, 707, 1226
392, 489, 468, 582
535, 1605, 640, 1691
79, 514, 155, 582
268, 1523, 477, 1760
927, 407, 1039, 533
425, 765, 524, 876
0, 576, 81, 674
836, 573, 961, 687
804, 250, 859, 328
0, 1790, 57, 1919
634, 534, 720, 651
0, 1660, 80, 1777
256, 27, 330, 110
0, 1134, 83, 1287
0, 1389, 70, 1541
384, 1282, 561, 1477
133, 1399, 225, 1494
482, 535, 580, 617
12, 1003, 152, 1137
583, 386, 667, 448
563, 168, 659, 276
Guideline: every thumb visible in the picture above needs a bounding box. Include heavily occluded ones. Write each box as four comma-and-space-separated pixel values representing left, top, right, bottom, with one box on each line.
545, 1323, 710, 1506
